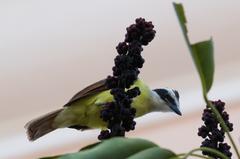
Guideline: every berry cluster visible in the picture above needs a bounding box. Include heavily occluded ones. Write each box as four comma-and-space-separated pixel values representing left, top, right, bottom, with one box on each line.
198, 100, 233, 158
98, 18, 156, 140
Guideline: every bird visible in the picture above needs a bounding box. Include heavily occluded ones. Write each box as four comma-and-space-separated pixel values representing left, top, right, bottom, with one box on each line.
25, 78, 181, 141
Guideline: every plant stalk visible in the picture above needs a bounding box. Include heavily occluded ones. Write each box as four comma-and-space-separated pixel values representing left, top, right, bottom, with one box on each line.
176, 153, 213, 159
182, 147, 228, 159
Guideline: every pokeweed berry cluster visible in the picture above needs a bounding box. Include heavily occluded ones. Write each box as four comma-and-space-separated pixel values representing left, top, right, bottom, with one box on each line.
198, 100, 233, 158
98, 18, 156, 140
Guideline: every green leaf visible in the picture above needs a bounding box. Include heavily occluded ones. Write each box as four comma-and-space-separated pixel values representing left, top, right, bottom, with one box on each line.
79, 141, 101, 151
173, 3, 188, 41
127, 147, 177, 159
191, 40, 214, 93
40, 156, 59, 159
56, 137, 158, 159
173, 3, 214, 94
40, 138, 178, 159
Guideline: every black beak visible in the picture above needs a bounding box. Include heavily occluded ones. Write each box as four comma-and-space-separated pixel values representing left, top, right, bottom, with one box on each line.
170, 104, 182, 116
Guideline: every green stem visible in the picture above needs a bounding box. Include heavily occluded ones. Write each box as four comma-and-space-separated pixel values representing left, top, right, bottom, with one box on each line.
182, 147, 228, 159
203, 94, 240, 159
176, 153, 212, 159
188, 154, 211, 159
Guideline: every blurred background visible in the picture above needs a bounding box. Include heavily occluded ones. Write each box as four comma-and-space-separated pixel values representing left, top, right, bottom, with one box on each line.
0, 0, 240, 158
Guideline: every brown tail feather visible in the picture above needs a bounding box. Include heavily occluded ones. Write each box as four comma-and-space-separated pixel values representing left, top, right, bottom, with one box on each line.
25, 109, 63, 141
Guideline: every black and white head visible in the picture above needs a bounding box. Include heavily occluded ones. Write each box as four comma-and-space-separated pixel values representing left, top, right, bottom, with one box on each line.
153, 88, 181, 116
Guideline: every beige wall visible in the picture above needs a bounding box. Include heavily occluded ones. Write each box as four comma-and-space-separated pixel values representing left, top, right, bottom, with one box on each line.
0, 1, 240, 158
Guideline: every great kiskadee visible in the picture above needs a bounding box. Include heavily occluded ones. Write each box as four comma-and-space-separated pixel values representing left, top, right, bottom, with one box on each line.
25, 79, 181, 141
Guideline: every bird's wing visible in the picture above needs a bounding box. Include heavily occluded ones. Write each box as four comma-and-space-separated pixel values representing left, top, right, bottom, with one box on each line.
64, 78, 109, 106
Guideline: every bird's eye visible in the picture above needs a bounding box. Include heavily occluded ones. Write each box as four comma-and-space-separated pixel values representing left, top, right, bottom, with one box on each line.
164, 94, 175, 104
164, 94, 171, 100
173, 90, 179, 99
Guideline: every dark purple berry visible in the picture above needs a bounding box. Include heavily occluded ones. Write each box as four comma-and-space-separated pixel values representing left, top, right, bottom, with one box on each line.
116, 42, 128, 55
100, 18, 155, 140
198, 100, 233, 158
198, 126, 209, 138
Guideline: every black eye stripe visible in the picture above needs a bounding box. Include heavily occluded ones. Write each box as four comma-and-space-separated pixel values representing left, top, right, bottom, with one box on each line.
165, 95, 175, 104
173, 90, 179, 99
